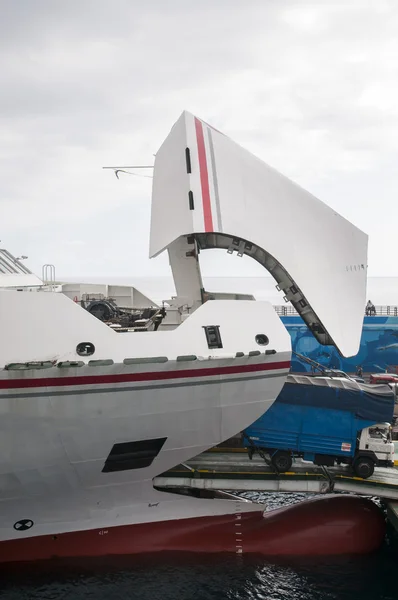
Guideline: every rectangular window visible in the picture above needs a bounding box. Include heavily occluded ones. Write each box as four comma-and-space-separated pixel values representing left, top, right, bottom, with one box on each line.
203, 325, 223, 349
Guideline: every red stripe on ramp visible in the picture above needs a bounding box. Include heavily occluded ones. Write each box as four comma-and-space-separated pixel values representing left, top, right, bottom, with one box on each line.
195, 117, 214, 232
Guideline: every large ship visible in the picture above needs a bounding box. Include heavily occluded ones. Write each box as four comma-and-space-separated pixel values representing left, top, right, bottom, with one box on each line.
0, 111, 367, 562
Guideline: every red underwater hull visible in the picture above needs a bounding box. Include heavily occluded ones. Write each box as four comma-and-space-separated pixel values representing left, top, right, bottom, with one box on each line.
0, 495, 385, 564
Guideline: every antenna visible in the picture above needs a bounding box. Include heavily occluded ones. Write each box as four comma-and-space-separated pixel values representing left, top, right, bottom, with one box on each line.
102, 165, 154, 180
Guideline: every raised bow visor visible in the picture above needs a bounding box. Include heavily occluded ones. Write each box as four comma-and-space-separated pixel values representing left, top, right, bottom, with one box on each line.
150, 111, 368, 358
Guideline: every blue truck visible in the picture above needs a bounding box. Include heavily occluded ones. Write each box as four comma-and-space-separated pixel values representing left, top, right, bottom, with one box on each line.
243, 374, 395, 479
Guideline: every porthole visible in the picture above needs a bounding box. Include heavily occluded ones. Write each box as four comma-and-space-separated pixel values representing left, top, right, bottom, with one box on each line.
255, 334, 269, 346
76, 342, 95, 357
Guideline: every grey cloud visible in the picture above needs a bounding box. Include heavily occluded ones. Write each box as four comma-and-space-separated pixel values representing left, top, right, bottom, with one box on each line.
1, 0, 398, 279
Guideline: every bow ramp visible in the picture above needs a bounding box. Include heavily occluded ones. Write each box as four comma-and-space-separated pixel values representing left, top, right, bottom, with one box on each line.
150, 111, 368, 358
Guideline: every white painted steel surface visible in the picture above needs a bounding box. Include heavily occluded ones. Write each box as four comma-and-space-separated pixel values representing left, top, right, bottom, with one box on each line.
0, 293, 289, 366
0, 360, 288, 540
0, 273, 43, 288
0, 295, 290, 542
150, 111, 368, 357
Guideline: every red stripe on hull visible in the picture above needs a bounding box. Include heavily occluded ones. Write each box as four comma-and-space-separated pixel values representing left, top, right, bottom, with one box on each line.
0, 496, 385, 564
0, 361, 290, 390
195, 117, 214, 232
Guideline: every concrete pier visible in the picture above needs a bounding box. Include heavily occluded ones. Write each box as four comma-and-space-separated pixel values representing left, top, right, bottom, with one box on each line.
154, 451, 398, 499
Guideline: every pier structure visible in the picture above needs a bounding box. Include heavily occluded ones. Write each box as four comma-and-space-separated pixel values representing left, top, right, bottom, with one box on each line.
155, 448, 398, 535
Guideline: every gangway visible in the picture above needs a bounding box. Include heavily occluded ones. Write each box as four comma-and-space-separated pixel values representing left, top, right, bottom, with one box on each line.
154, 450, 398, 500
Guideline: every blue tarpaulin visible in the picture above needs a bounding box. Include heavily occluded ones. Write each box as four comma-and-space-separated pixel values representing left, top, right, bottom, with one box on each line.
276, 375, 395, 424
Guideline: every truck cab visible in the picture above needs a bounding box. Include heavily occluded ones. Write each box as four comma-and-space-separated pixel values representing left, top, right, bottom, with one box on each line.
355, 423, 395, 477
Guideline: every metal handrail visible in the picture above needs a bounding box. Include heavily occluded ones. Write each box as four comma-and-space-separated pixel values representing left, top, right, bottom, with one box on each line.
42, 264, 56, 290
274, 305, 398, 317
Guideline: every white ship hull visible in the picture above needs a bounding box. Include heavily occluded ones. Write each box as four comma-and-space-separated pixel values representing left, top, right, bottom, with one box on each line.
0, 356, 288, 535
0, 292, 290, 560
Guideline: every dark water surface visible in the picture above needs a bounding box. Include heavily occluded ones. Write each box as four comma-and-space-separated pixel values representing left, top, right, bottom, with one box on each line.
1, 550, 397, 600
1, 494, 397, 600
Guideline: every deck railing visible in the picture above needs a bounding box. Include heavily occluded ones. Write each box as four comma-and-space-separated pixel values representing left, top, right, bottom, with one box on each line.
274, 305, 398, 317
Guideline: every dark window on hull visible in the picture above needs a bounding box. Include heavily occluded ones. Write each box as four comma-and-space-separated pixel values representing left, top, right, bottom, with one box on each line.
203, 325, 223, 349
102, 437, 167, 472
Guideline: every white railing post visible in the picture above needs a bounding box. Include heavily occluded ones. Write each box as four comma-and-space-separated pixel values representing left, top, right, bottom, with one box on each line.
42, 264, 56, 292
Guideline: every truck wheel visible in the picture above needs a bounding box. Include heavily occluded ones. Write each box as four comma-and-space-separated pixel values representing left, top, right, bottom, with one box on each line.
353, 457, 375, 479
272, 451, 293, 472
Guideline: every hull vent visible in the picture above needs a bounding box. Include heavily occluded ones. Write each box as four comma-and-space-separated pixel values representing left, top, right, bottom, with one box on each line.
102, 437, 167, 472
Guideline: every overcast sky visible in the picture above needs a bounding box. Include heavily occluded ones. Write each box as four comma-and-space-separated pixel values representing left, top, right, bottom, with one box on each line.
1, 0, 398, 281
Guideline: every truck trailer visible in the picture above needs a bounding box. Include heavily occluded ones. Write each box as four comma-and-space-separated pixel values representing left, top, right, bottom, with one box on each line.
243, 374, 395, 479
